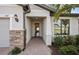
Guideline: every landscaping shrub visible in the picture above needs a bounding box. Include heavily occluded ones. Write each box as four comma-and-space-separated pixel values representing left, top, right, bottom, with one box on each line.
60, 45, 78, 55
75, 35, 79, 46
54, 36, 64, 47
8, 47, 22, 55
63, 36, 76, 46
76, 46, 79, 53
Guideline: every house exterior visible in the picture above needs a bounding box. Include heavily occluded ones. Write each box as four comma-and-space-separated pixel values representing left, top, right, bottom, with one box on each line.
0, 4, 79, 49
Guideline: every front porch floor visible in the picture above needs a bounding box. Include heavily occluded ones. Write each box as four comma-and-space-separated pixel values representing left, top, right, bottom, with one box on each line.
20, 37, 52, 55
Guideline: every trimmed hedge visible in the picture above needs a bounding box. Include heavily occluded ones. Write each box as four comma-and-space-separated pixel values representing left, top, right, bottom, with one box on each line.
54, 35, 79, 54
60, 45, 78, 55
54, 36, 64, 47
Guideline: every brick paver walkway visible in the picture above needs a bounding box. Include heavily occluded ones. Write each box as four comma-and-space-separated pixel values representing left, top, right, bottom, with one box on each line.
20, 37, 51, 55
0, 47, 10, 55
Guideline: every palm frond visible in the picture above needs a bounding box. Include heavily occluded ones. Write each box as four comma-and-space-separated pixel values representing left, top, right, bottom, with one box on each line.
53, 4, 75, 21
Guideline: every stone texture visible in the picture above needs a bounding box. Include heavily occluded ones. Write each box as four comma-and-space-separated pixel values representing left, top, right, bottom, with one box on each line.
10, 30, 24, 49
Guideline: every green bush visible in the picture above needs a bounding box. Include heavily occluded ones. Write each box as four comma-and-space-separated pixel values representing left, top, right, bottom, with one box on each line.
63, 36, 76, 46
76, 46, 79, 52
75, 35, 79, 46
8, 47, 22, 55
54, 36, 64, 47
60, 45, 78, 55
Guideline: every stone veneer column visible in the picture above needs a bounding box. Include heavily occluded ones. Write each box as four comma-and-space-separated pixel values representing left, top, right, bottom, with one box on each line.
10, 30, 24, 49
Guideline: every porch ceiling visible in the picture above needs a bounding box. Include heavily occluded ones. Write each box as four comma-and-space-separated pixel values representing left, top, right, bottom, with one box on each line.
27, 16, 46, 20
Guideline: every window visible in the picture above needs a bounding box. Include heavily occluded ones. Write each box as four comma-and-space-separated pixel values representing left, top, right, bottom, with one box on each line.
54, 19, 70, 36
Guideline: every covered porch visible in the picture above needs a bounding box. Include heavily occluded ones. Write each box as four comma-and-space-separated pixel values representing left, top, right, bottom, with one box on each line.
25, 16, 52, 46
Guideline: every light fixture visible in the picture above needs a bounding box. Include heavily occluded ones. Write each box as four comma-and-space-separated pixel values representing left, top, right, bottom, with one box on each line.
14, 14, 19, 22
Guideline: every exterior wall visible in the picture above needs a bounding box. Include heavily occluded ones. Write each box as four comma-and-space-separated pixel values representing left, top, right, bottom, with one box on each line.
26, 5, 50, 17
45, 16, 52, 45
0, 4, 24, 48
25, 17, 32, 44
26, 4, 52, 45
70, 17, 78, 35
59, 17, 79, 35
43, 18, 46, 43
0, 5, 23, 30
0, 4, 53, 47
52, 17, 79, 39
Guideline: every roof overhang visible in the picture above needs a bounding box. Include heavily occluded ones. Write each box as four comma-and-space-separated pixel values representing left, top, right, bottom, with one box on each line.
51, 13, 79, 17
17, 4, 56, 13
17, 4, 79, 17
60, 13, 79, 17
34, 4, 56, 13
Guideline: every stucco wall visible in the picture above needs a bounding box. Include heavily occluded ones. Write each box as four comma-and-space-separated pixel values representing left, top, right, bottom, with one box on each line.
52, 17, 79, 37
45, 16, 52, 45
26, 5, 50, 17
0, 4, 23, 30
43, 18, 47, 43
70, 17, 78, 35
26, 4, 52, 45
25, 17, 32, 44
0, 4, 24, 48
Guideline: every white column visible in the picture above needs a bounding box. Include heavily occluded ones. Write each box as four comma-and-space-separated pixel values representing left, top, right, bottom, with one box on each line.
25, 17, 32, 44
10, 17, 13, 30
45, 16, 52, 45
9, 15, 14, 30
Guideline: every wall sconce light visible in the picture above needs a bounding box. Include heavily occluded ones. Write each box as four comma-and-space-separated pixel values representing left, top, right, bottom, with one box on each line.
14, 14, 19, 22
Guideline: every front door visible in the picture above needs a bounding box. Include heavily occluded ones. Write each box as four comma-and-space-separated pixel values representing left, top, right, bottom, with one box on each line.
35, 23, 40, 37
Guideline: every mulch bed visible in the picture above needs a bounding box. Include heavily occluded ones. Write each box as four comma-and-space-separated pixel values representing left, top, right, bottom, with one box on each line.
48, 44, 60, 55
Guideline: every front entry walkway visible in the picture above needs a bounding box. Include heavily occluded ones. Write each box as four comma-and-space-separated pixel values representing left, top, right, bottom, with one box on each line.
0, 47, 10, 55
20, 37, 51, 55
